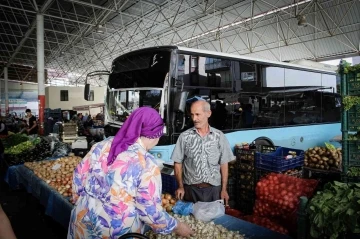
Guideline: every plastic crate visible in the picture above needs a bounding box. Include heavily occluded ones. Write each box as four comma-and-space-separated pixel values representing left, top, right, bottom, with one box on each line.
161, 174, 177, 195
347, 105, 360, 131
346, 72, 360, 96
346, 141, 360, 166
235, 149, 256, 164
257, 145, 279, 154
256, 147, 304, 172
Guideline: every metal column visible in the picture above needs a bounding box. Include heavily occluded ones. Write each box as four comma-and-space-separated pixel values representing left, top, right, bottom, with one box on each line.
4, 67, 9, 115
37, 14, 45, 135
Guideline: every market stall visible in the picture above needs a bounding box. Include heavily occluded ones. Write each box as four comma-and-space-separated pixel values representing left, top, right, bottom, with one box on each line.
4, 157, 291, 239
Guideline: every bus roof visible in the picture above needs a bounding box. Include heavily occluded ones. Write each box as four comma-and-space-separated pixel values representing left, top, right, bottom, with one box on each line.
112, 45, 337, 75
177, 46, 337, 74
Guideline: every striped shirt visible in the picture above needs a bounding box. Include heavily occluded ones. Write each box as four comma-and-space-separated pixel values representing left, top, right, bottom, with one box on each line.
171, 126, 235, 186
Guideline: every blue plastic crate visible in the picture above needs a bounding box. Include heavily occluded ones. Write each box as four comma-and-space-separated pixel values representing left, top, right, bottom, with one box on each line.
161, 174, 177, 195
256, 147, 304, 172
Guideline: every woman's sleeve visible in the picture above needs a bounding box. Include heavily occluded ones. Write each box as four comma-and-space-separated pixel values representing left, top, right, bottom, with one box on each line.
135, 157, 178, 235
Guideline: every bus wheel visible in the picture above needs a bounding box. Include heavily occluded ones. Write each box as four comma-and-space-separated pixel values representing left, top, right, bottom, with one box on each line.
254, 137, 274, 149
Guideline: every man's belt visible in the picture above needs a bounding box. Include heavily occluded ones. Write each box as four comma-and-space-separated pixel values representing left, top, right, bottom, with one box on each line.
192, 183, 212, 188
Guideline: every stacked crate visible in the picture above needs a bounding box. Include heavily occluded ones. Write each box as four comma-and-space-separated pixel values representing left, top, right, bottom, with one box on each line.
233, 147, 256, 214
44, 108, 62, 135
340, 62, 360, 182
255, 145, 304, 181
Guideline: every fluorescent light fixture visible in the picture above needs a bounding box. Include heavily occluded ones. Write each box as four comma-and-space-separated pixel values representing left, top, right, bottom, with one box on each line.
95, 24, 105, 33
175, 0, 311, 45
297, 15, 307, 27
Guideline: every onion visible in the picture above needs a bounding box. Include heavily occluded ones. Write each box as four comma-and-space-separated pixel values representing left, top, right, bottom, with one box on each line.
162, 199, 169, 205
165, 194, 172, 200
170, 199, 176, 204
166, 205, 173, 212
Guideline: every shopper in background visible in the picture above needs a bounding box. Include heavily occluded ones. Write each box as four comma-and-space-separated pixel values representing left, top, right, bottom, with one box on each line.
172, 100, 235, 205
25, 109, 38, 135
0, 118, 8, 136
68, 107, 193, 239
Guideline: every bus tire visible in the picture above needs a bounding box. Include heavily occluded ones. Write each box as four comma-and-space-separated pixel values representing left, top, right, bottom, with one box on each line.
254, 136, 274, 148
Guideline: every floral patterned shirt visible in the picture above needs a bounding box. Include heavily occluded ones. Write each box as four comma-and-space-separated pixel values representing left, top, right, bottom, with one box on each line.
67, 137, 177, 239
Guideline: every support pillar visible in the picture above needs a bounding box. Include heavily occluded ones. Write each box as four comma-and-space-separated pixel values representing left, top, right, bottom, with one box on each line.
4, 67, 9, 116
37, 14, 45, 135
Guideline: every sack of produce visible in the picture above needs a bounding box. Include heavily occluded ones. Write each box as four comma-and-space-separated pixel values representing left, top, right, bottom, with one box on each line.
304, 144, 342, 171
242, 215, 289, 235
253, 173, 318, 233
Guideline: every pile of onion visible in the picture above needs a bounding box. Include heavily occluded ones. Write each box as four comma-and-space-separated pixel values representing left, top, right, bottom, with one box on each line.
161, 193, 177, 212
24, 156, 82, 198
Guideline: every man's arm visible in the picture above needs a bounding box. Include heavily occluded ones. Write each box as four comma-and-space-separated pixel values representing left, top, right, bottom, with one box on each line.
220, 163, 228, 192
174, 163, 184, 188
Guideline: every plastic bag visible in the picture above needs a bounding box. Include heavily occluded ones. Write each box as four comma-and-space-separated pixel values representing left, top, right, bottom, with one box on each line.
52, 142, 72, 157
192, 201, 225, 222
172, 200, 193, 216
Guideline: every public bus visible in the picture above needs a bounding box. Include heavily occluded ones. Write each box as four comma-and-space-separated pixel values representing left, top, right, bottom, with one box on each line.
84, 46, 341, 163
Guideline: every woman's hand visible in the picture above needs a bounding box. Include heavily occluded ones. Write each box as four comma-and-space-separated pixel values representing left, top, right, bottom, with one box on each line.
173, 221, 194, 237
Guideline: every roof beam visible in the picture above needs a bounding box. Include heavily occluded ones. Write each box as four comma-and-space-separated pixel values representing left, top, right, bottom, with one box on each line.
0, 0, 55, 77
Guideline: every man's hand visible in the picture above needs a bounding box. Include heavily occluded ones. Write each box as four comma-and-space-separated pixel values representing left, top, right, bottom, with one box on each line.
175, 187, 185, 200
220, 190, 229, 206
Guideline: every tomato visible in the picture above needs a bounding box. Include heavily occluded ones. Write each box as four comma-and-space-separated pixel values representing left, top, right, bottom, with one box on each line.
280, 183, 286, 188
280, 190, 287, 196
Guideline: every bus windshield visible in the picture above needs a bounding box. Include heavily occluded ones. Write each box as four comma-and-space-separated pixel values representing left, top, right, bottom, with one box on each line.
106, 88, 163, 124
106, 49, 171, 125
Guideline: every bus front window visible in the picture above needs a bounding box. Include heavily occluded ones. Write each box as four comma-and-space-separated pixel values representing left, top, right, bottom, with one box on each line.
107, 88, 162, 124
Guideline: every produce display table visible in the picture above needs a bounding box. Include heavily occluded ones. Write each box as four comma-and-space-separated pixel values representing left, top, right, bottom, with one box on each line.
4, 164, 291, 239
4, 163, 73, 228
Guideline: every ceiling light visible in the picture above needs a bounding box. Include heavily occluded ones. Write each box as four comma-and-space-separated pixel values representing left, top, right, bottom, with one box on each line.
297, 15, 307, 27
95, 24, 105, 33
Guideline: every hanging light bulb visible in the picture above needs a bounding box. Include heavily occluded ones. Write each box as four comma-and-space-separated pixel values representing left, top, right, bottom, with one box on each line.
297, 15, 307, 27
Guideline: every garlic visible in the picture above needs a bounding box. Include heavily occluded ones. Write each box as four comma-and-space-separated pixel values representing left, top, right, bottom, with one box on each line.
146, 214, 246, 239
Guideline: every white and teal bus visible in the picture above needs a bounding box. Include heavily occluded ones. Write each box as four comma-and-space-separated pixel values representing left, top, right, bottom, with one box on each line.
84, 46, 340, 163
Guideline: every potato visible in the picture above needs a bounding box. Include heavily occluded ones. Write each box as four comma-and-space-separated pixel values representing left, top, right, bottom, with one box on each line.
322, 157, 329, 161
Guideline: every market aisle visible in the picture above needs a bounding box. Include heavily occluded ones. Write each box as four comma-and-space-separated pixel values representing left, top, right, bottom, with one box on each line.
0, 180, 67, 239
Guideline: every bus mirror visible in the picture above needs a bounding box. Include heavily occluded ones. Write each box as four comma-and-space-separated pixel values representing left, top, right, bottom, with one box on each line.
174, 91, 188, 113
84, 84, 90, 100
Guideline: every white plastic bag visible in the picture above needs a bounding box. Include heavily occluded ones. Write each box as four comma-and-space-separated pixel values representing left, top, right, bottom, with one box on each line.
192, 200, 225, 222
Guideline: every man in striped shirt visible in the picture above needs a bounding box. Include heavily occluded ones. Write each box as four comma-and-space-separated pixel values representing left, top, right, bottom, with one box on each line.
171, 100, 235, 205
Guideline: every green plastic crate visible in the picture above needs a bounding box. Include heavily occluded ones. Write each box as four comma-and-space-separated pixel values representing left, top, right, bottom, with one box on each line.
346, 141, 360, 166
346, 72, 360, 96
347, 105, 360, 131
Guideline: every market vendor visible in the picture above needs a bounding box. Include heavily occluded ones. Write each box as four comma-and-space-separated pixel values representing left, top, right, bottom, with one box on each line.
68, 107, 193, 238
171, 100, 235, 205
25, 109, 38, 135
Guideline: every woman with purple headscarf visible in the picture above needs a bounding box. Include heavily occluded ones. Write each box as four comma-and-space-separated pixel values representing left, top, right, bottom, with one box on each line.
67, 107, 193, 239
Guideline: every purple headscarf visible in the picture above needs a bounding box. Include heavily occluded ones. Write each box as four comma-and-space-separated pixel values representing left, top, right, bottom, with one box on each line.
107, 107, 164, 165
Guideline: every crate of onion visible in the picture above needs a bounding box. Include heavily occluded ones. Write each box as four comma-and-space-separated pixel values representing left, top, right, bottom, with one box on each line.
24, 156, 82, 198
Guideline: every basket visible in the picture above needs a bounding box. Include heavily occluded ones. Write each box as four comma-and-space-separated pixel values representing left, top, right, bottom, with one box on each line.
256, 147, 304, 172
161, 174, 177, 195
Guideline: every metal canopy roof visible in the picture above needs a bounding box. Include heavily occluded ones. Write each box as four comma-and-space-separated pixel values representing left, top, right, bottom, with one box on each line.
0, 0, 359, 85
